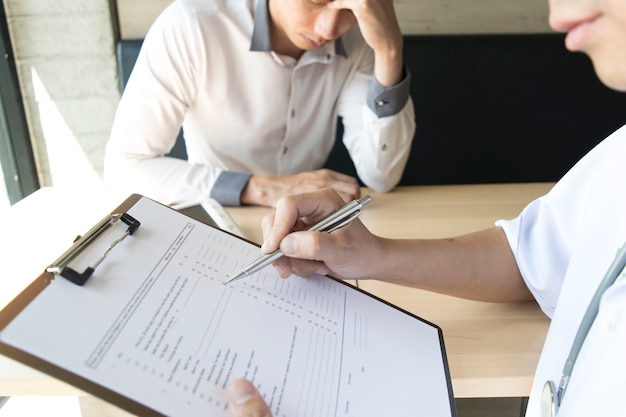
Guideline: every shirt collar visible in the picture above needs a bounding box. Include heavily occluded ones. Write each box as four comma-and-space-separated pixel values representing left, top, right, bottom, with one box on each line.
249, 0, 347, 58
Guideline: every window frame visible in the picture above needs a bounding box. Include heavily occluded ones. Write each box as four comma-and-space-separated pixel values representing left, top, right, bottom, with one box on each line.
0, 3, 39, 204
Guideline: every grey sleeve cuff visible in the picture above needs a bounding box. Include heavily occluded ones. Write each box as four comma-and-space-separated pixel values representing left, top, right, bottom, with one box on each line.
210, 171, 253, 206
366, 65, 412, 118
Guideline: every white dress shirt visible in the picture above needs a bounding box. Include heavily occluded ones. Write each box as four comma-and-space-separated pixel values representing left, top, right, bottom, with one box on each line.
104, 0, 415, 206
497, 124, 626, 416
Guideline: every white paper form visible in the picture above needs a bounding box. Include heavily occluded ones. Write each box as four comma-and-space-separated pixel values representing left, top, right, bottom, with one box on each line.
0, 196, 455, 417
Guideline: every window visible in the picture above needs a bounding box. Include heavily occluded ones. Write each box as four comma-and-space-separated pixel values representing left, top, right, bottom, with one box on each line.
0, 3, 38, 207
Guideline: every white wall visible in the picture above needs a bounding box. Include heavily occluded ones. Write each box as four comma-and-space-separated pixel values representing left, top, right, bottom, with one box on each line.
3, 0, 551, 191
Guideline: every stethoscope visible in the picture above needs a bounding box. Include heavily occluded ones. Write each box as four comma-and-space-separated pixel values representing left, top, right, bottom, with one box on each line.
540, 242, 626, 416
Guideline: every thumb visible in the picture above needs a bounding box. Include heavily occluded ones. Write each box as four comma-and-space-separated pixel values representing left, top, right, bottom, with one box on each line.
227, 378, 273, 417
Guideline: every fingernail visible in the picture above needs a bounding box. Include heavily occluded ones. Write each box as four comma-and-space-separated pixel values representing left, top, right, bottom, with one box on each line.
315, 267, 328, 276
229, 379, 256, 406
261, 236, 273, 252
281, 235, 297, 255
273, 264, 284, 277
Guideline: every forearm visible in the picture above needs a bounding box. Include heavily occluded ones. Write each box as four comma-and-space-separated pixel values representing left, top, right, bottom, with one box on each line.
373, 35, 404, 87
103, 149, 222, 207
370, 227, 533, 302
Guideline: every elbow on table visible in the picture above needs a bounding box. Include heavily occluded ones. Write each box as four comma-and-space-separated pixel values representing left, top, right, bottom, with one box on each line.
359, 173, 401, 193
356, 155, 408, 193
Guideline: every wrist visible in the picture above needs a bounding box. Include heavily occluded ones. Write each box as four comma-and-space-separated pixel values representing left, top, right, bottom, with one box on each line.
374, 42, 404, 87
241, 175, 266, 206
352, 235, 393, 281
241, 175, 279, 207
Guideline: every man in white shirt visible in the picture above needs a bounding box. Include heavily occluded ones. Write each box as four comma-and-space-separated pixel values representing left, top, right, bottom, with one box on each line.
224, 0, 626, 415
104, 0, 415, 207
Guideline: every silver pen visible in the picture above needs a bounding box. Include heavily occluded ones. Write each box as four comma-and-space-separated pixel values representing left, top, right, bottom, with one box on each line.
223, 195, 372, 284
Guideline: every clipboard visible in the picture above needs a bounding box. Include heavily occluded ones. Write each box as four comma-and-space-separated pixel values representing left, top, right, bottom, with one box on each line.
0, 194, 457, 417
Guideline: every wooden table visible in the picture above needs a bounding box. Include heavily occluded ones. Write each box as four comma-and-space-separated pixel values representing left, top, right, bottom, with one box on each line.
0, 183, 553, 399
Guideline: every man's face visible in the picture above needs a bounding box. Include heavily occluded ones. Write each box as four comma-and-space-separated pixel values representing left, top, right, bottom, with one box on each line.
269, 0, 357, 55
549, 0, 626, 91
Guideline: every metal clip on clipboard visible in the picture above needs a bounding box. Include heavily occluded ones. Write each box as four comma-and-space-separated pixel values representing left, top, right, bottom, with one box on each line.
46, 212, 140, 286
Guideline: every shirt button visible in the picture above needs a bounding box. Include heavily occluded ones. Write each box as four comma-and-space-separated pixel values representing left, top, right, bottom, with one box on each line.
283, 147, 288, 155
291, 109, 295, 118
381, 144, 388, 151
377, 99, 387, 107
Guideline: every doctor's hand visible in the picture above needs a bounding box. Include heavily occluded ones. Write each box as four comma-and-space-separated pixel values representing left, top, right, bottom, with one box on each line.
227, 378, 273, 417
240, 169, 360, 208
260, 189, 385, 280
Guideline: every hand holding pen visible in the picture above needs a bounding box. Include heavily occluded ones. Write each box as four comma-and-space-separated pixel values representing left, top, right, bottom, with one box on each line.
224, 195, 372, 284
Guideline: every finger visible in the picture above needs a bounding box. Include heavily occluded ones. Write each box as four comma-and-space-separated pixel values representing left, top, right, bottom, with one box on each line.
263, 211, 310, 252
261, 214, 275, 251
321, 168, 358, 183
273, 256, 328, 279
271, 257, 293, 278
328, 176, 361, 201
327, 0, 354, 11
264, 190, 345, 252
279, 229, 333, 262
327, 0, 383, 17
261, 197, 300, 253
335, 188, 360, 203
291, 259, 330, 277
227, 378, 273, 417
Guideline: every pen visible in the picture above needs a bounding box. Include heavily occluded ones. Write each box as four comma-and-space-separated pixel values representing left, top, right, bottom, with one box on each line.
223, 195, 372, 284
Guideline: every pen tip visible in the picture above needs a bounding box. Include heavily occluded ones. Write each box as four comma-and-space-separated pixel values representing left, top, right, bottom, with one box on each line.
224, 271, 244, 285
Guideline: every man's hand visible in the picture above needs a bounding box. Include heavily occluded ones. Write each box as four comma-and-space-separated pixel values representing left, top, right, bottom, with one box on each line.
241, 169, 360, 207
227, 378, 273, 417
328, 0, 403, 86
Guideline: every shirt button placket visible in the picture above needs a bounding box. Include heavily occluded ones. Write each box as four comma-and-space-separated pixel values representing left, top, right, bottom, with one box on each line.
283, 109, 293, 157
